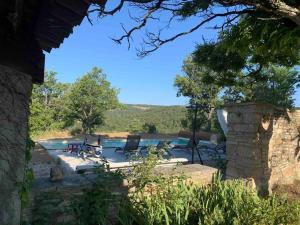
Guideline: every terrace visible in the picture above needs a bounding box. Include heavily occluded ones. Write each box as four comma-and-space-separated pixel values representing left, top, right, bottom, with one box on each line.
35, 134, 225, 177
1, 0, 299, 224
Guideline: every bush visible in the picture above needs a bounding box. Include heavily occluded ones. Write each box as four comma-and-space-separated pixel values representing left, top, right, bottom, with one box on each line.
72, 166, 124, 225
69, 123, 83, 136
69, 127, 82, 136
143, 123, 157, 134
73, 153, 300, 225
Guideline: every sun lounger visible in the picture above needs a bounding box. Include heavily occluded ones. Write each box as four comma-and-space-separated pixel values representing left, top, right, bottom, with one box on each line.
115, 135, 141, 155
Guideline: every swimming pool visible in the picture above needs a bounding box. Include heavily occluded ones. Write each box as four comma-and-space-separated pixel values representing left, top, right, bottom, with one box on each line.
39, 138, 190, 150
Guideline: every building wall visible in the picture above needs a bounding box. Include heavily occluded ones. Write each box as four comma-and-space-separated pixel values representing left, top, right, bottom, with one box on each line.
226, 103, 300, 195
0, 65, 32, 225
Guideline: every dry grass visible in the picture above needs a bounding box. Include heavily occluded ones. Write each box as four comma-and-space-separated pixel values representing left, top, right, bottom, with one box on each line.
32, 130, 71, 141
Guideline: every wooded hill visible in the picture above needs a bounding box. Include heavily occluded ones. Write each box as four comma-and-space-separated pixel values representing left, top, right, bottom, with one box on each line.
98, 104, 187, 134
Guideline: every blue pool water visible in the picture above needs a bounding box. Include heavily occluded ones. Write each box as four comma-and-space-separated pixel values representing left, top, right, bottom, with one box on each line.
39, 138, 190, 150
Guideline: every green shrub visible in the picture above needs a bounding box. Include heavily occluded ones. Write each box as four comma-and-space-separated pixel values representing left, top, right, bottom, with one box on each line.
143, 123, 157, 134
70, 127, 82, 136
73, 153, 300, 225
193, 177, 300, 225
72, 165, 124, 225
72, 186, 113, 225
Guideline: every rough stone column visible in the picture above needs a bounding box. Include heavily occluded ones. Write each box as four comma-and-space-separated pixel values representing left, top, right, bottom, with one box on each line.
0, 65, 32, 225
225, 103, 300, 195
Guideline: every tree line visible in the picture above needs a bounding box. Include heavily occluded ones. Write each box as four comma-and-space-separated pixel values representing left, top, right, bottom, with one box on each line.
174, 56, 299, 133
30, 68, 189, 136
30, 67, 119, 135
30, 61, 299, 137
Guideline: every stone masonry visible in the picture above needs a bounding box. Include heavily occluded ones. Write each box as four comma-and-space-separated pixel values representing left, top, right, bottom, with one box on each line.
0, 65, 32, 225
23, 163, 217, 224
226, 103, 300, 195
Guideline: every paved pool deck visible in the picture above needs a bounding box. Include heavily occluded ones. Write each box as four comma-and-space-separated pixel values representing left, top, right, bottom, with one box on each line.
45, 146, 225, 173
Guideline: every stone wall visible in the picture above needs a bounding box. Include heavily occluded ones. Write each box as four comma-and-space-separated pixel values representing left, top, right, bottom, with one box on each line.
23, 164, 217, 224
226, 103, 300, 195
0, 65, 32, 225
22, 174, 128, 225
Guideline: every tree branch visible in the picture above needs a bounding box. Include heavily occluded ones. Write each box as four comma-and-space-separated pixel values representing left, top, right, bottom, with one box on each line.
88, 0, 300, 56
137, 9, 254, 57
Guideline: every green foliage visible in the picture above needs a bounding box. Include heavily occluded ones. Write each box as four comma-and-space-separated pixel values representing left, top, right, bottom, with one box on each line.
73, 186, 113, 225
193, 177, 300, 225
174, 56, 222, 132
120, 157, 300, 225
64, 67, 119, 134
222, 66, 300, 108
30, 71, 69, 135
193, 12, 300, 86
72, 165, 124, 225
30, 68, 120, 136
20, 138, 35, 208
143, 123, 157, 134
73, 153, 300, 225
30, 71, 188, 136
69, 127, 83, 136
99, 104, 187, 134
177, 0, 210, 18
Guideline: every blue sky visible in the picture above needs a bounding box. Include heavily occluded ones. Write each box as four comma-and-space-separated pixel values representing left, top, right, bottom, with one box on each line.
45, 8, 300, 106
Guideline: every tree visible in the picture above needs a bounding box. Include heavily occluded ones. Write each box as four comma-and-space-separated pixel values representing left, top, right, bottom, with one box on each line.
222, 66, 300, 108
174, 56, 221, 131
89, 0, 300, 60
30, 71, 68, 135
143, 122, 157, 134
64, 67, 119, 134
192, 12, 300, 85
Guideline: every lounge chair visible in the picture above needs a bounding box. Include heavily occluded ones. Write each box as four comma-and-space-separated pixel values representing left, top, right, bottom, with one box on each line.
115, 135, 141, 155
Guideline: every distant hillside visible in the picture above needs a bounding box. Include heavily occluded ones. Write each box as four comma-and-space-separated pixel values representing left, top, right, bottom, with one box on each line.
97, 104, 187, 134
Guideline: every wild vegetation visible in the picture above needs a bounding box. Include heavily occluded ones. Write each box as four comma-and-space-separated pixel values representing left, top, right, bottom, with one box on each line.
30, 68, 119, 136
63, 67, 119, 134
72, 152, 300, 225
30, 74, 189, 135
90, 1, 300, 109
30, 69, 220, 136
99, 104, 187, 134
174, 56, 299, 137
30, 64, 298, 138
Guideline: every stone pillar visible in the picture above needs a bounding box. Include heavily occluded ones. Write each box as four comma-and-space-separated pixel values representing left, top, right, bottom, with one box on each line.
0, 65, 32, 225
226, 103, 300, 195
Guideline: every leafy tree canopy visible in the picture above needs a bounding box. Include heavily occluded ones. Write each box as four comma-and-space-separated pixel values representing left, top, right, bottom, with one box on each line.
174, 55, 299, 137
174, 56, 221, 131
64, 67, 119, 134
30, 71, 69, 135
90, 0, 300, 60
222, 66, 300, 108
193, 12, 300, 85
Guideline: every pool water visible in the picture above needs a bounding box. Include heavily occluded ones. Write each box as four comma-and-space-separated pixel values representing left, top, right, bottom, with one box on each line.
39, 138, 190, 150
